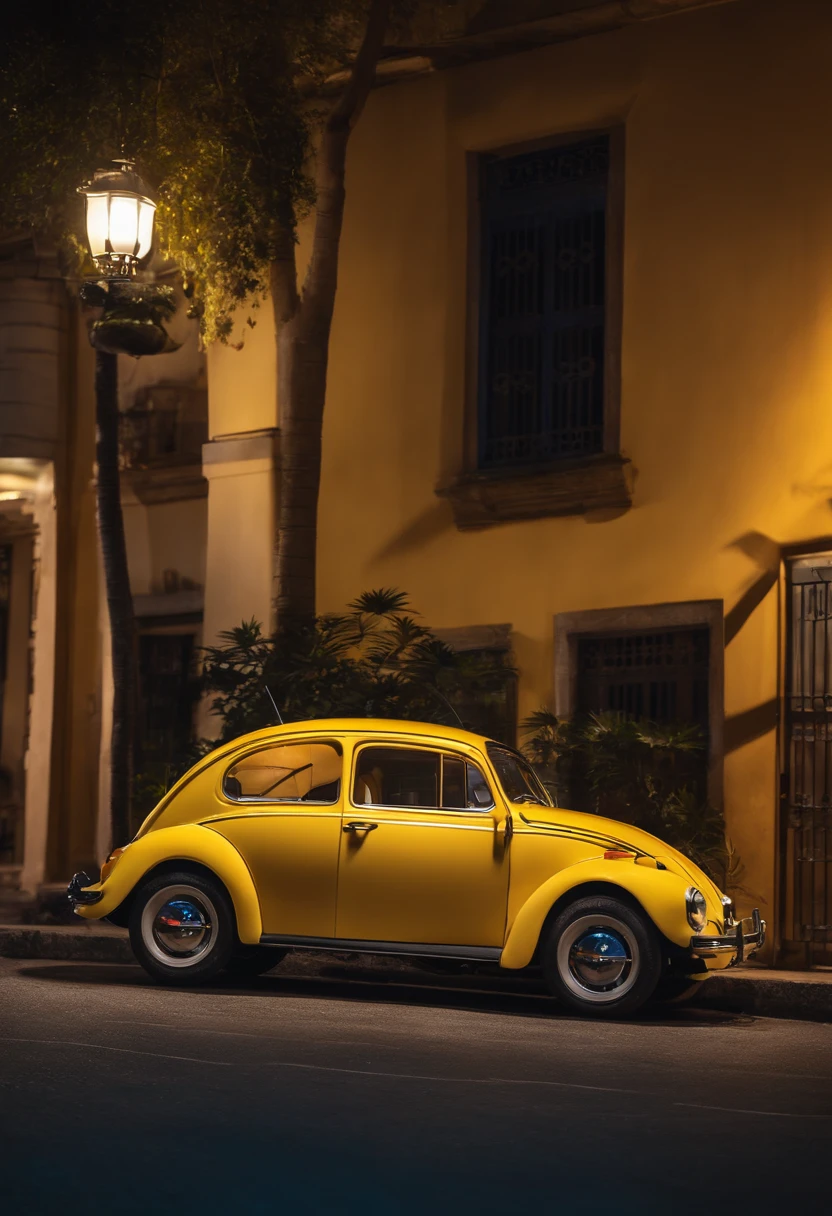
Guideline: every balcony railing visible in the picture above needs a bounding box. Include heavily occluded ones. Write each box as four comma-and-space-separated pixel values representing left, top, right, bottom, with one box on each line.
120, 384, 208, 470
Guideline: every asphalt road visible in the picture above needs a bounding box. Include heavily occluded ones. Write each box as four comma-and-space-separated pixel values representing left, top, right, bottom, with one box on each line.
0, 954, 830, 1215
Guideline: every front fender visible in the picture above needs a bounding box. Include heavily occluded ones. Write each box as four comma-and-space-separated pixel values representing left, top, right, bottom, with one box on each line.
501, 861, 693, 969
75, 825, 263, 945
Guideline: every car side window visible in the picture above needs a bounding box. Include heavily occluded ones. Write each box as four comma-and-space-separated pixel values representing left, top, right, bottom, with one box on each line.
442, 757, 494, 810
224, 741, 342, 803
466, 763, 495, 810
354, 747, 439, 808
353, 747, 494, 812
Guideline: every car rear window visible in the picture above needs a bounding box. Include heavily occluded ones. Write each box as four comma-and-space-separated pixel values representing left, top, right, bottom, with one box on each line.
223, 740, 342, 803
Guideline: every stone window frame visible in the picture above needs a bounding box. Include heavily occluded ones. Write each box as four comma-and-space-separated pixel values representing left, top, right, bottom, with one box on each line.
438, 126, 629, 530
553, 600, 724, 808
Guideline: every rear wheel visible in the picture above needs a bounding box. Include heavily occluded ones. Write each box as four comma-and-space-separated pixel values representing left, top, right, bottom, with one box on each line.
224, 946, 288, 978
129, 870, 235, 986
542, 896, 662, 1019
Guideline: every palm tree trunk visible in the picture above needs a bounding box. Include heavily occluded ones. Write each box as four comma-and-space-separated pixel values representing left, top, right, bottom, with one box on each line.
95, 349, 136, 847
272, 0, 392, 634
274, 320, 328, 631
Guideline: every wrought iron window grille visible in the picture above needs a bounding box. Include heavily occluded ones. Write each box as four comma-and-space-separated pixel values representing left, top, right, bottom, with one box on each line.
478, 135, 610, 471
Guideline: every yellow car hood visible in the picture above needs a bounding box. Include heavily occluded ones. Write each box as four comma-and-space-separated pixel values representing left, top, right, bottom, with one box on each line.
518, 804, 724, 905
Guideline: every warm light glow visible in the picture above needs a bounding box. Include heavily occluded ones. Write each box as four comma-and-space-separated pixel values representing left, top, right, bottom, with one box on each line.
84, 194, 110, 259
79, 161, 156, 276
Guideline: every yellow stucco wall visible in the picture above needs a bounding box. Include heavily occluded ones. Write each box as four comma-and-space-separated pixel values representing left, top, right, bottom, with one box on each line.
308, 0, 832, 934
190, 0, 832, 951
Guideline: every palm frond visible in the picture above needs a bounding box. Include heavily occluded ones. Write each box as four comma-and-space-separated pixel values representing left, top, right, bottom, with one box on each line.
348, 588, 411, 617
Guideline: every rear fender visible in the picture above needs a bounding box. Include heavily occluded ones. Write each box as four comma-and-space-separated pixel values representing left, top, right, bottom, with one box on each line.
75, 825, 262, 944
500, 861, 692, 969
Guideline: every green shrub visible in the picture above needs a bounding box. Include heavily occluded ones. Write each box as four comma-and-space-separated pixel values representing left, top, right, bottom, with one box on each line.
132, 589, 514, 821
521, 709, 742, 891
201, 589, 514, 739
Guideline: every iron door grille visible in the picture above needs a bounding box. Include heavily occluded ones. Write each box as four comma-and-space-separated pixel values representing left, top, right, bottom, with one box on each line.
785, 561, 832, 964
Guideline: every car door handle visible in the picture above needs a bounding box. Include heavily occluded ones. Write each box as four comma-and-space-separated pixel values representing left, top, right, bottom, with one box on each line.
343, 821, 379, 833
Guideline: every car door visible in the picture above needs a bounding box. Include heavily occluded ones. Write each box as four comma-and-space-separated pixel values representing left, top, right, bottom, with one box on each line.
206, 737, 343, 936
335, 743, 510, 948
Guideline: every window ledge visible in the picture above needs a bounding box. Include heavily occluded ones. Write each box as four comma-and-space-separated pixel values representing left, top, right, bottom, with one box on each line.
121, 462, 208, 505
437, 454, 633, 530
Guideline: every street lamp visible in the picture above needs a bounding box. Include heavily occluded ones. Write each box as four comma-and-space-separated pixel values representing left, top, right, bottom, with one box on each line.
78, 159, 157, 278
77, 156, 173, 852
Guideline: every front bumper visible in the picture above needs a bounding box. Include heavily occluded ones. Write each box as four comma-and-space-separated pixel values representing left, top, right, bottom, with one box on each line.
690, 908, 766, 964
67, 871, 104, 907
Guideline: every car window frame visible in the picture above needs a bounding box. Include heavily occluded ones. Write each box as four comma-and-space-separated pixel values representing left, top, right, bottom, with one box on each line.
350, 742, 495, 815
485, 742, 553, 808
221, 737, 344, 806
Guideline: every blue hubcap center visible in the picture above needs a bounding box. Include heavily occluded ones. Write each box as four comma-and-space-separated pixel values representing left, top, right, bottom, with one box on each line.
569, 929, 631, 989
153, 898, 211, 956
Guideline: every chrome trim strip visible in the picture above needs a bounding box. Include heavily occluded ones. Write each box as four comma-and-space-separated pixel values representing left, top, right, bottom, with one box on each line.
258, 934, 502, 962
205, 814, 491, 832
350, 819, 492, 832
223, 797, 341, 806
202, 811, 343, 825
348, 802, 493, 817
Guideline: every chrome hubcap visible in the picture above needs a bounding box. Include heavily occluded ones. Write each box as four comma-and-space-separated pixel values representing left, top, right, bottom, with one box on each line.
153, 897, 211, 956
556, 914, 641, 1004
141, 885, 218, 969
568, 929, 631, 989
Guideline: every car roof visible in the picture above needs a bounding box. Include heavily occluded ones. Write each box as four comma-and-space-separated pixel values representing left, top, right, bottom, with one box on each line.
222, 717, 495, 752
136, 719, 506, 837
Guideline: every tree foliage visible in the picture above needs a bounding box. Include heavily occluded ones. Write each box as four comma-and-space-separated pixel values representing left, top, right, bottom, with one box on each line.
0, 0, 466, 342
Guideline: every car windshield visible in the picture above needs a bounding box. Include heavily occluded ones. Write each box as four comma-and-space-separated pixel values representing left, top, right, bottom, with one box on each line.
486, 744, 553, 807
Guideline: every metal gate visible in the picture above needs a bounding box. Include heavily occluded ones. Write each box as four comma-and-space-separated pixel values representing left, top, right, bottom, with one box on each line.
784, 558, 832, 966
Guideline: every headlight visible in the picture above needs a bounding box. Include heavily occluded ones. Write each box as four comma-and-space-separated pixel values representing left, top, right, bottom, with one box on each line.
685, 886, 708, 930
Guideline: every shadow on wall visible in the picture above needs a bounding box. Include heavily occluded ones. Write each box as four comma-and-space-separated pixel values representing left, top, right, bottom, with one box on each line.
369, 520, 802, 755
373, 501, 455, 562
723, 531, 780, 646
723, 530, 781, 754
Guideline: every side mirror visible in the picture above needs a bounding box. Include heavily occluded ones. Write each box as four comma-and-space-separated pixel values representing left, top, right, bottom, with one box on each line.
473, 787, 493, 807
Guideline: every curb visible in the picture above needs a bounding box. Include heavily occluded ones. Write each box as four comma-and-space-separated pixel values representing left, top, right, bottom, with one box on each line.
693, 972, 832, 1023
0, 925, 133, 964
1, 926, 829, 1022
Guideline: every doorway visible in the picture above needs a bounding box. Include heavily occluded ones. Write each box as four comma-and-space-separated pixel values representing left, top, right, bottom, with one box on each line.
783, 556, 832, 967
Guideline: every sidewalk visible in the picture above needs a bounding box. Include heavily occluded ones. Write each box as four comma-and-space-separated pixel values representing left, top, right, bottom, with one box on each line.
1, 922, 829, 1022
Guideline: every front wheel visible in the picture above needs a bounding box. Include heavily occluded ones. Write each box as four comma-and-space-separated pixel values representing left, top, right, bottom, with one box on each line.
129, 870, 235, 986
542, 896, 662, 1019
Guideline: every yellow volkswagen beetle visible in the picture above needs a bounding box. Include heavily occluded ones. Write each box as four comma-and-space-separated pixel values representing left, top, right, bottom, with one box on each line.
68, 719, 764, 1018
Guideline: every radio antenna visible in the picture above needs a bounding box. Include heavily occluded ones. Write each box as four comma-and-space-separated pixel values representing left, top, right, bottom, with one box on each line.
265, 686, 284, 725
424, 683, 465, 729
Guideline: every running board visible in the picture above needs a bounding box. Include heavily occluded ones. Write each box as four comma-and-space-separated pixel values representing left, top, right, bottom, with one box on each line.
259, 934, 502, 963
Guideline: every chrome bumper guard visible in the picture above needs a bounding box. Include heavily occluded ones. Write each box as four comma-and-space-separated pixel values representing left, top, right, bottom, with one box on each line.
690, 908, 766, 963
67, 871, 103, 906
